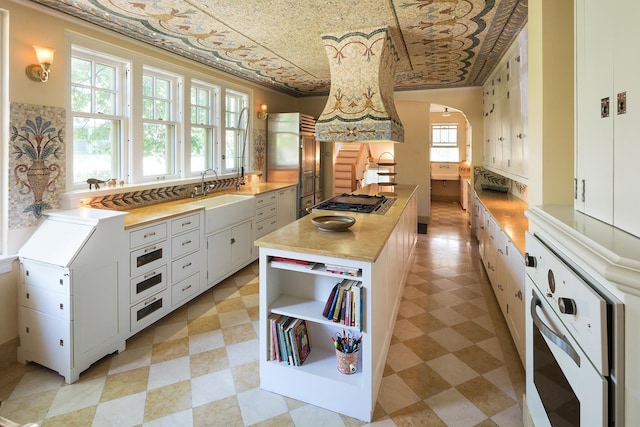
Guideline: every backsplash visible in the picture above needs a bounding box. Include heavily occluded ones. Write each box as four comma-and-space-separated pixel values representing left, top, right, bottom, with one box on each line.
9, 103, 66, 228
473, 166, 528, 201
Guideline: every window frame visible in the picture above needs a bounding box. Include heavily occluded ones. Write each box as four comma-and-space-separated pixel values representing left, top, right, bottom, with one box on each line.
69, 46, 130, 187
140, 66, 182, 180
222, 90, 249, 176
189, 80, 221, 176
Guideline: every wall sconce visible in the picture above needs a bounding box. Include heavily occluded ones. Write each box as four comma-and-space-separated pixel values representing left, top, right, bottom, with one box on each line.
257, 104, 268, 120
25, 45, 55, 83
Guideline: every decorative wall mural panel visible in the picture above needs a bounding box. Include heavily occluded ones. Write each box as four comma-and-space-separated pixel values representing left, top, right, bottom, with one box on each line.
28, 0, 527, 97
9, 103, 66, 227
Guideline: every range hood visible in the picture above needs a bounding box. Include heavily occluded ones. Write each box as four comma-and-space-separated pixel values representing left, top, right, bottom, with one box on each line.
315, 27, 404, 144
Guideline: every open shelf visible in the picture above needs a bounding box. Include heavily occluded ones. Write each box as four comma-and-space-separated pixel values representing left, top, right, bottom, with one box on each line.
269, 258, 362, 278
270, 294, 363, 332
376, 152, 397, 187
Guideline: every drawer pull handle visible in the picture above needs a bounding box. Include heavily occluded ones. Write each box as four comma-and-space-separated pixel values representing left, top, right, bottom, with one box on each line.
26, 327, 29, 333
182, 240, 192, 246
183, 262, 192, 269
26, 270, 30, 276
144, 232, 157, 238
144, 271, 157, 279
59, 279, 64, 285
144, 246, 157, 253
258, 226, 264, 231
182, 221, 192, 227
26, 292, 30, 299
230, 238, 236, 244
144, 296, 157, 306
59, 303, 64, 310
182, 284, 192, 292
59, 339, 64, 346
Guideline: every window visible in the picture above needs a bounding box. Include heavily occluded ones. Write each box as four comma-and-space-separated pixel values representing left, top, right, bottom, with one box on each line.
70, 49, 128, 184
223, 91, 249, 175
190, 81, 219, 173
431, 124, 459, 162
142, 68, 181, 178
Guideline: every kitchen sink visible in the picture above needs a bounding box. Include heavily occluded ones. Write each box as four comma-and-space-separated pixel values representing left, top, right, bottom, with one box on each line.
190, 194, 255, 234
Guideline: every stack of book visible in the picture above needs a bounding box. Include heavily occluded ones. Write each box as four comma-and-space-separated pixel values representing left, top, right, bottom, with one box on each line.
324, 264, 360, 276
322, 279, 363, 330
270, 256, 318, 270
267, 314, 312, 366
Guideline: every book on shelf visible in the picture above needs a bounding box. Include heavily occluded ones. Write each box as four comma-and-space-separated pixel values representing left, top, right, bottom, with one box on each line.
323, 279, 362, 328
269, 315, 312, 366
324, 264, 360, 276
286, 318, 312, 366
322, 282, 340, 318
270, 256, 318, 270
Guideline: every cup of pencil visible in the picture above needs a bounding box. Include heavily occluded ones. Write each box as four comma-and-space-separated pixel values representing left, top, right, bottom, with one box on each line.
333, 330, 362, 375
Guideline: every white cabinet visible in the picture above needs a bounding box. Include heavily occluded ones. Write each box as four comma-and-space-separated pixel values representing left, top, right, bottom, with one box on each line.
276, 187, 297, 228
475, 195, 525, 365
128, 221, 170, 334
18, 209, 128, 384
206, 219, 253, 286
576, 0, 640, 237
170, 213, 201, 306
483, 26, 528, 181
574, 0, 614, 224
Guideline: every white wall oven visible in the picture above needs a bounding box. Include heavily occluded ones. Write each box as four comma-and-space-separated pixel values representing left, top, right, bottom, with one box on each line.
525, 232, 623, 426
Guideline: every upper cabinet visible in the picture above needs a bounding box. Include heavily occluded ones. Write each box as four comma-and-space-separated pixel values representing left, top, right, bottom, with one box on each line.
574, 0, 640, 237
483, 26, 529, 182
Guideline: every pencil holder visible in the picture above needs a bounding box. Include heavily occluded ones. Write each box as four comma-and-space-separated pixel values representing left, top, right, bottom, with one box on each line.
336, 348, 359, 374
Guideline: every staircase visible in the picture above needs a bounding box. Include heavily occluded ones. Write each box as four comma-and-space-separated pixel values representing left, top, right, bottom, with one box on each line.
334, 144, 371, 196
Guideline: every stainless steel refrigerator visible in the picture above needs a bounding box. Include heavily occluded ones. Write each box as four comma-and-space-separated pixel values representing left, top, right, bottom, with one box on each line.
267, 113, 324, 217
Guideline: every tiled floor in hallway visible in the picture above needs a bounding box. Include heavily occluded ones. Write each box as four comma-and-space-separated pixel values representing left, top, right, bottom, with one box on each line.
0, 201, 525, 426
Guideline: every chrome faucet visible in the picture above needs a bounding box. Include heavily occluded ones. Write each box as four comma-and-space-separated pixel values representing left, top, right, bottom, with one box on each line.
201, 168, 218, 196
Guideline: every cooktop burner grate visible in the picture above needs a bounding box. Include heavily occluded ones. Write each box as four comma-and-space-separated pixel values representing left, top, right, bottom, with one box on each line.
313, 194, 395, 214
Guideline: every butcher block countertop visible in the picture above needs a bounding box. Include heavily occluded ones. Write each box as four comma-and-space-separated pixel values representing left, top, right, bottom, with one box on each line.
122, 182, 296, 229
475, 189, 529, 256
255, 184, 418, 263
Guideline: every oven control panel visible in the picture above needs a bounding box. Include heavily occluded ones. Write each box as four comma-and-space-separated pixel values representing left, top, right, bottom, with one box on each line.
525, 232, 610, 374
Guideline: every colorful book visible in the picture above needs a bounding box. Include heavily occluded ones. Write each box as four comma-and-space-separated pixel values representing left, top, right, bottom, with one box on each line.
326, 283, 342, 320
322, 282, 341, 318
291, 319, 312, 365
332, 281, 352, 322
267, 313, 281, 361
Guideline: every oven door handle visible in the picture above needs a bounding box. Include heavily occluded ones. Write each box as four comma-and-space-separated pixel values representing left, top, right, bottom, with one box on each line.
531, 295, 581, 367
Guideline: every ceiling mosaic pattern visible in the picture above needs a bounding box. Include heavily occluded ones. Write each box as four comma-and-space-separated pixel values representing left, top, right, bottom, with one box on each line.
28, 0, 527, 97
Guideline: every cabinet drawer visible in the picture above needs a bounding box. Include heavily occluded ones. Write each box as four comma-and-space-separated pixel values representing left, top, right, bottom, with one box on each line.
130, 265, 167, 304
255, 192, 277, 207
130, 289, 169, 333
20, 284, 72, 320
171, 229, 200, 259
171, 213, 200, 236
19, 307, 71, 372
255, 204, 277, 221
171, 251, 201, 283
129, 222, 167, 249
255, 216, 278, 238
171, 272, 200, 307
21, 261, 70, 295
130, 240, 168, 277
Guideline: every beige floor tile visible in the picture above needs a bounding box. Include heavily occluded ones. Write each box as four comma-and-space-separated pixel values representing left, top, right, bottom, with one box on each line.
0, 389, 57, 424
456, 376, 517, 418
151, 336, 190, 364
192, 396, 244, 427
143, 380, 191, 422
222, 323, 257, 345
100, 366, 149, 402
389, 400, 448, 427
396, 363, 451, 400
188, 314, 220, 335
40, 405, 97, 427
190, 347, 229, 377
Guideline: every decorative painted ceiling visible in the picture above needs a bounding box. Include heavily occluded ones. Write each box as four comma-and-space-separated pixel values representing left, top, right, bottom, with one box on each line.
28, 0, 527, 97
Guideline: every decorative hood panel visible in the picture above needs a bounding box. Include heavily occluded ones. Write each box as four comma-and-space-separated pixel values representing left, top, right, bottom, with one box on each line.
315, 27, 404, 143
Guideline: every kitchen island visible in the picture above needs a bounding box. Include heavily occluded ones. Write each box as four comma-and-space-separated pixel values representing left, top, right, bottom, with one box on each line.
255, 184, 418, 422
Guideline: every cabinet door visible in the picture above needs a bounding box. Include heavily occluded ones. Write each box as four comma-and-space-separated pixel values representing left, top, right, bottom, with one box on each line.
231, 221, 253, 270
206, 229, 232, 285
505, 241, 525, 364
277, 187, 297, 228
574, 0, 614, 223
613, 0, 640, 237
494, 230, 509, 315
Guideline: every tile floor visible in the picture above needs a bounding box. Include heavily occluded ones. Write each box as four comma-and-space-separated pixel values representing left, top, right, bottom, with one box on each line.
0, 201, 525, 426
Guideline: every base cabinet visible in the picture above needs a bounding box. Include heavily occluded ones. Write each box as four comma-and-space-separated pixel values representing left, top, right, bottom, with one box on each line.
258, 191, 417, 422
475, 193, 525, 365
206, 219, 253, 286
